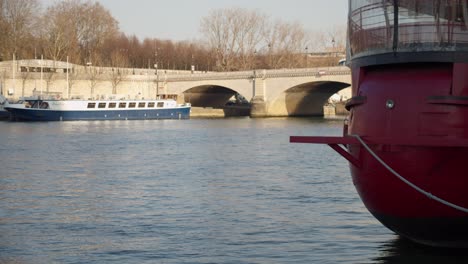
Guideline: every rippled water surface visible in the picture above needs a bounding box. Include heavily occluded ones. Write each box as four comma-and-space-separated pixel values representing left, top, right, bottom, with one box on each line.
1, 118, 467, 263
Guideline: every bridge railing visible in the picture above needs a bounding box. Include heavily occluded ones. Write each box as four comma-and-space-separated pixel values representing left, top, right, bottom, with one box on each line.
260, 67, 350, 78
164, 67, 350, 82
0, 59, 350, 82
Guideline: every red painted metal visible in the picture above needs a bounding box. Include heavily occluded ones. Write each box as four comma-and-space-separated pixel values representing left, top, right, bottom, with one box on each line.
291, 0, 468, 247
292, 63, 468, 247
290, 136, 358, 145
347, 62, 468, 225
290, 136, 361, 167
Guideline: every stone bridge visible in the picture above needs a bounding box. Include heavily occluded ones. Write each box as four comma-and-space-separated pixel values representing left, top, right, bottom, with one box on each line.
0, 60, 351, 117
161, 67, 351, 117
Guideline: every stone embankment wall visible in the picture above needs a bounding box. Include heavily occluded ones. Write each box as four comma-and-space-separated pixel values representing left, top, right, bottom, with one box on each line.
323, 102, 349, 117
0, 60, 196, 102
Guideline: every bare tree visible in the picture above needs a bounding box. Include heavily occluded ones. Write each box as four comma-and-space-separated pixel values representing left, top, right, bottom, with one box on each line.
263, 20, 309, 69
40, 0, 119, 64
110, 69, 122, 95
39, 2, 79, 62
19, 70, 30, 98
327, 25, 346, 53
235, 9, 267, 70
201, 8, 313, 71
79, 1, 119, 64
200, 8, 267, 71
45, 70, 55, 94
109, 50, 128, 94
3, 1, 346, 72
67, 68, 78, 98
0, 0, 39, 60
324, 25, 346, 66
0, 69, 7, 95
88, 67, 99, 98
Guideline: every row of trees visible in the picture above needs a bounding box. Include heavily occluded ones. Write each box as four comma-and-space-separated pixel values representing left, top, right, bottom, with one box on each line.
0, 0, 345, 71
0, 0, 121, 65
200, 8, 345, 71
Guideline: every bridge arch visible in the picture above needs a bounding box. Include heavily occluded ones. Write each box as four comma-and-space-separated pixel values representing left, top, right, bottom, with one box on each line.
267, 80, 351, 116
183, 85, 245, 108
154, 67, 351, 117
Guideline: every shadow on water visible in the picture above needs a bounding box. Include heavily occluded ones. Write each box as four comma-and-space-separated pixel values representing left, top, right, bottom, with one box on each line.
374, 237, 468, 264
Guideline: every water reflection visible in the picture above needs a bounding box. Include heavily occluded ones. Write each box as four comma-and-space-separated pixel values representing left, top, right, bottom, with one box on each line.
375, 237, 468, 264
2, 118, 466, 263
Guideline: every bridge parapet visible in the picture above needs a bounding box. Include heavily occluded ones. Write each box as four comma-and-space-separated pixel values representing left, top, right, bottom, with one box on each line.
166, 71, 253, 82
164, 67, 350, 82
259, 67, 350, 78
0, 59, 350, 83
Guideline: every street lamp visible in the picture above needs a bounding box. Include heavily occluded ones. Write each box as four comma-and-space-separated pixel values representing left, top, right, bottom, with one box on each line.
331, 38, 336, 66
253, 50, 257, 71
154, 50, 159, 99
268, 43, 272, 69
305, 46, 308, 68
154, 63, 159, 99
191, 54, 194, 73
86, 61, 92, 73
332, 38, 336, 57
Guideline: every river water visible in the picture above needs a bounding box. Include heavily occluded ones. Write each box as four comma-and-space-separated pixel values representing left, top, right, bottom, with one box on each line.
1, 118, 467, 263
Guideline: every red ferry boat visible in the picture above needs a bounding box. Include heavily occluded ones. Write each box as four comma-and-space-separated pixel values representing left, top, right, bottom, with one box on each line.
292, 0, 468, 247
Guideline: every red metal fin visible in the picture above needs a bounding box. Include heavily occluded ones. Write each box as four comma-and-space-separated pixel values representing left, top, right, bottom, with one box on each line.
290, 136, 361, 168
290, 136, 359, 145
328, 144, 361, 168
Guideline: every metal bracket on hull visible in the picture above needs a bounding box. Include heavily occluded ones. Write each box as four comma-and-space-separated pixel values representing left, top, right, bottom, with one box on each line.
291, 134, 468, 214
290, 136, 361, 168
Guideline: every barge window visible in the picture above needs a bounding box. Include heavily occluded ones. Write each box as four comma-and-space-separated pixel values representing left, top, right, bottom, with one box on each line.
148, 102, 155, 107
108, 102, 116, 108
31, 101, 40, 108
119, 102, 127, 108
40, 102, 49, 109
129, 102, 136, 108
138, 102, 146, 108
157, 102, 164, 107
98, 102, 106, 108
87, 103, 96, 108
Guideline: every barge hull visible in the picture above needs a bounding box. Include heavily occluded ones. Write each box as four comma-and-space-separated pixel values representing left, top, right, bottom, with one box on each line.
6, 107, 191, 121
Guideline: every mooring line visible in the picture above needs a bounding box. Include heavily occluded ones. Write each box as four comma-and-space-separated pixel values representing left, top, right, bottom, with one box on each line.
352, 134, 468, 213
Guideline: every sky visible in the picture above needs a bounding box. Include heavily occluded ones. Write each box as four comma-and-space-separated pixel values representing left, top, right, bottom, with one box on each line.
42, 0, 348, 41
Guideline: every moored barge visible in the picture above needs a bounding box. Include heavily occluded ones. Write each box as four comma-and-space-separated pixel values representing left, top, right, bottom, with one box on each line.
5, 98, 191, 121
292, 0, 468, 247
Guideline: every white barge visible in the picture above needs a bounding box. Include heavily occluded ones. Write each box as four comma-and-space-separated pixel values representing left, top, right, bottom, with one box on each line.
5, 98, 191, 121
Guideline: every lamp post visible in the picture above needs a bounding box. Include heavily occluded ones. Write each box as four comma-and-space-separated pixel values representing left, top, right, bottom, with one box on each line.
154, 63, 159, 99
332, 38, 336, 57
154, 50, 159, 99
253, 49, 258, 95
253, 50, 257, 72
268, 43, 272, 69
40, 54, 43, 97
191, 54, 194, 73
305, 46, 308, 68
66, 56, 69, 99
86, 61, 92, 73
331, 38, 336, 66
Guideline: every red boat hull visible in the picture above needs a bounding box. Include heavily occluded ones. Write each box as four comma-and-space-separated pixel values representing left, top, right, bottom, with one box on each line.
347, 63, 468, 247
290, 0, 468, 248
